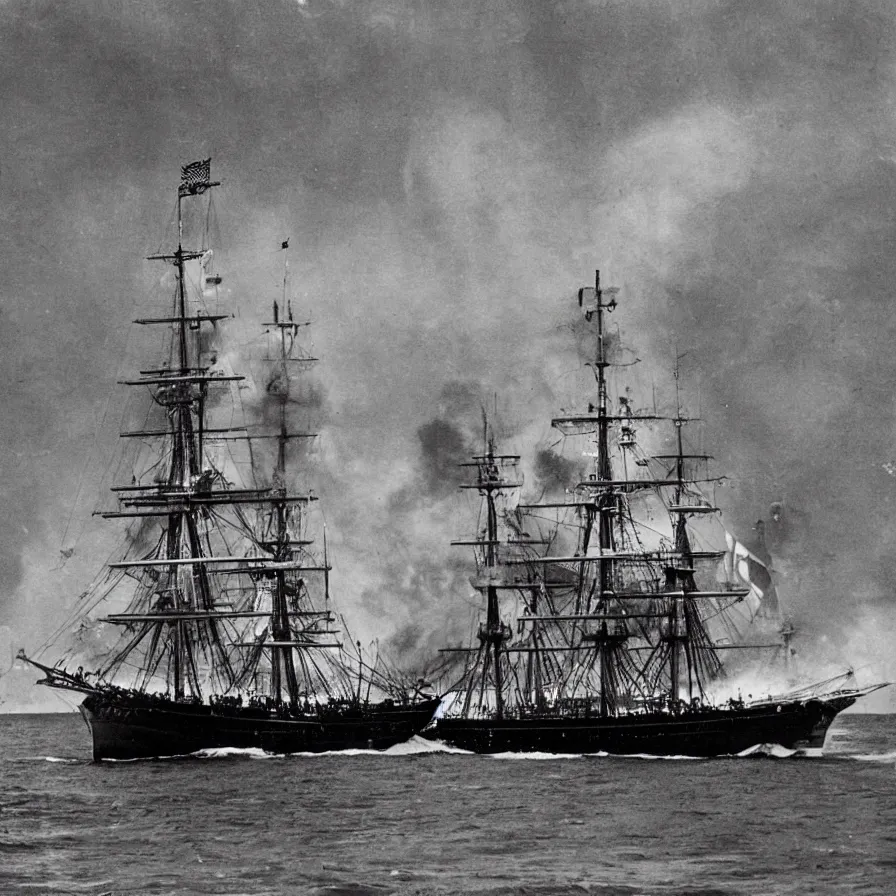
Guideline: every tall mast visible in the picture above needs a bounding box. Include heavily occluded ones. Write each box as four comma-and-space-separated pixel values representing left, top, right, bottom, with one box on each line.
453, 427, 521, 720
276, 249, 290, 484
581, 270, 623, 716
268, 244, 301, 706
661, 354, 723, 706
482, 432, 506, 718
166, 162, 220, 699
666, 362, 686, 706
592, 269, 612, 484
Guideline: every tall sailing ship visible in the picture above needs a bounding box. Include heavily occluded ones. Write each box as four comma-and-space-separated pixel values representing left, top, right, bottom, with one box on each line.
429, 270, 886, 756
23, 161, 438, 760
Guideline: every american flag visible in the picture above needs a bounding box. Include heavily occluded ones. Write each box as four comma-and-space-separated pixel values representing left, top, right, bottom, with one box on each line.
179, 159, 211, 196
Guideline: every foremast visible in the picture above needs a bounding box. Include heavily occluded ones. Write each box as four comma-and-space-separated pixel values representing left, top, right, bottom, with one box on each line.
455, 435, 521, 718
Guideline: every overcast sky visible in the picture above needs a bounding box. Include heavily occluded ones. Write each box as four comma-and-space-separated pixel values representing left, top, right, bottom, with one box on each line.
2, 0, 896, 709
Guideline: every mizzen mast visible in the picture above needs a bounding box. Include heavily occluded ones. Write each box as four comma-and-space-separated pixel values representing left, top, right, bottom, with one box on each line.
260, 243, 324, 706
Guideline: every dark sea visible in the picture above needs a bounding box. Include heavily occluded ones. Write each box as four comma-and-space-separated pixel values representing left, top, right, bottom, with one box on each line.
1, 713, 894, 896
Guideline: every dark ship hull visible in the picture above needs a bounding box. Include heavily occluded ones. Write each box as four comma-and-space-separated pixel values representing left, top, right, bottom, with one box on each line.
428, 693, 857, 756
81, 693, 441, 760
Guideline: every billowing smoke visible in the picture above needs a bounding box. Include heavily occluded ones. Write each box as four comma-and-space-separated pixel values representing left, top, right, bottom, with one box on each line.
533, 448, 583, 495
346, 382, 487, 674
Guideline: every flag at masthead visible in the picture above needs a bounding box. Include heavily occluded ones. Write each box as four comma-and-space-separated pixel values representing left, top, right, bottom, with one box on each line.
179, 158, 212, 196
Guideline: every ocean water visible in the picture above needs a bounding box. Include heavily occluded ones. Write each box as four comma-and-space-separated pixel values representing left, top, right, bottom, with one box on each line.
1, 713, 894, 896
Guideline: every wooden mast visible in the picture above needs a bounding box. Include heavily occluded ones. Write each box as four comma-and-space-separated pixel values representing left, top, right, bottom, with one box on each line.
269, 244, 301, 707
170, 176, 194, 699
452, 432, 522, 719
148, 162, 223, 701
482, 433, 507, 718
579, 270, 626, 716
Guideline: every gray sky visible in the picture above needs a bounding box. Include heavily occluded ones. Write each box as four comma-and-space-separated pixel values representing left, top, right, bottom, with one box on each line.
2, 0, 895, 709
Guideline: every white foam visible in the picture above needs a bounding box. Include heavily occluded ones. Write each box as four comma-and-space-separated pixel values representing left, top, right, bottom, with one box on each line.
190, 747, 274, 760
489, 750, 583, 760
618, 752, 704, 760
277, 734, 473, 757
284, 747, 378, 757
851, 750, 896, 763
384, 735, 471, 755
100, 747, 277, 762
736, 743, 798, 758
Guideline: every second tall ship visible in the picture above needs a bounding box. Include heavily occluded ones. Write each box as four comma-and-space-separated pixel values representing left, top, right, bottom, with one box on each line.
23, 161, 439, 759
429, 271, 886, 756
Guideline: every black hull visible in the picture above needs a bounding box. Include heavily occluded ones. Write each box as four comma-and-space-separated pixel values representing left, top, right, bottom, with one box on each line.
80, 694, 441, 761
428, 695, 858, 756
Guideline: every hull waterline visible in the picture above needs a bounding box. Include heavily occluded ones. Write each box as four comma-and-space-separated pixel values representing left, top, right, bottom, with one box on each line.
80, 694, 441, 760
427, 694, 857, 756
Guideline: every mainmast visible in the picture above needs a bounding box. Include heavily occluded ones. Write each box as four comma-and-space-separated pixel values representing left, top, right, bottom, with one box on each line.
453, 427, 521, 719
582, 271, 624, 716
155, 159, 223, 700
